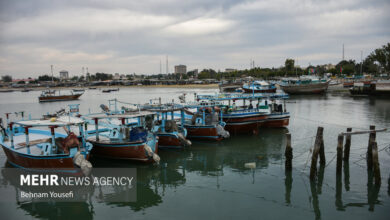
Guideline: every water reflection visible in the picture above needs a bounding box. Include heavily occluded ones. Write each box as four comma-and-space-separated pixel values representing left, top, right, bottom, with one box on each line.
18, 202, 93, 220
335, 173, 344, 211
284, 170, 292, 205
343, 162, 350, 191
367, 169, 380, 212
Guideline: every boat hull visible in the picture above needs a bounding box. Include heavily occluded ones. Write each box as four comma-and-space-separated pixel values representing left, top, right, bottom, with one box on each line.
222, 112, 267, 134
184, 125, 223, 141
1, 145, 79, 170
89, 141, 157, 163
260, 113, 290, 127
157, 134, 183, 148
39, 94, 82, 102
280, 81, 329, 94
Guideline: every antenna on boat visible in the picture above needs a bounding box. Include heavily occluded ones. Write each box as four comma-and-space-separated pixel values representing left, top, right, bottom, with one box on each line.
360, 51, 363, 75
166, 55, 168, 74
51, 65, 54, 83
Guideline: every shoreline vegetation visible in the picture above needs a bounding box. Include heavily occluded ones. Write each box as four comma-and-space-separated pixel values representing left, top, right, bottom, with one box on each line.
0, 83, 220, 91
0, 83, 353, 93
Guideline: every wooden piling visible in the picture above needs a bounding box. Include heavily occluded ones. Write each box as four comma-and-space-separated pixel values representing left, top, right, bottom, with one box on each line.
310, 127, 324, 180
285, 133, 293, 171
372, 142, 381, 185
319, 137, 326, 165
336, 134, 344, 174
367, 125, 375, 170
343, 128, 352, 161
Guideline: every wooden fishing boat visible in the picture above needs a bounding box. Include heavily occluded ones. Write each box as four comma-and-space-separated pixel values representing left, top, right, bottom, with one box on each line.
279, 76, 330, 94
21, 88, 32, 92
83, 111, 160, 163
0, 89, 14, 93
148, 107, 191, 149
196, 93, 290, 134
259, 101, 290, 128
38, 90, 83, 102
116, 99, 192, 149
219, 82, 243, 92
102, 88, 119, 93
242, 80, 277, 93
349, 80, 390, 97
180, 102, 229, 141
0, 116, 93, 172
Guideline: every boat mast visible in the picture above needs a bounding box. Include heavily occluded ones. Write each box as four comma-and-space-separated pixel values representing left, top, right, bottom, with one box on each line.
51, 65, 53, 83
360, 51, 363, 75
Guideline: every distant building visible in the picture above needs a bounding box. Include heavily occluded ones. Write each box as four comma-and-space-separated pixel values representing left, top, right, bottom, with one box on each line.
225, 68, 237, 73
114, 73, 126, 80
187, 69, 198, 78
323, 64, 335, 70
174, 65, 187, 79
59, 70, 69, 80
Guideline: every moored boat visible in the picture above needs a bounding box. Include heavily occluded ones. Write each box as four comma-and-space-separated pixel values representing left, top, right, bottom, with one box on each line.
119, 100, 191, 149
279, 76, 330, 94
242, 80, 277, 93
0, 116, 93, 172
349, 80, 390, 97
0, 89, 14, 92
196, 93, 290, 134
148, 107, 192, 149
102, 88, 120, 93
83, 111, 160, 163
39, 90, 83, 102
180, 102, 230, 141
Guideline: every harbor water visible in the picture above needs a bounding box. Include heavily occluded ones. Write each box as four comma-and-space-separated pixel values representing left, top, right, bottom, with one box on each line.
0, 88, 389, 220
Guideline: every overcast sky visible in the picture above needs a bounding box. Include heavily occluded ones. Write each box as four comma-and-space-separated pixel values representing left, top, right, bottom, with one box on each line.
0, 0, 389, 78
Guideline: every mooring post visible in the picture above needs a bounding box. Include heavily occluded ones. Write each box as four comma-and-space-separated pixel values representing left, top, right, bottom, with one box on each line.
319, 129, 325, 165
367, 125, 375, 170
94, 118, 99, 141
343, 128, 352, 161
372, 142, 381, 186
285, 133, 292, 171
310, 127, 323, 180
336, 134, 344, 175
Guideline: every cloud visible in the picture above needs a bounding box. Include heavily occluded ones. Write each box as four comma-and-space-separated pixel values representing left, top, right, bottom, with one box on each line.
0, 0, 389, 77
164, 17, 234, 36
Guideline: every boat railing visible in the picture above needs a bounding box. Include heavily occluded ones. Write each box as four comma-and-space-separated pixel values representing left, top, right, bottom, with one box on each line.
197, 92, 289, 101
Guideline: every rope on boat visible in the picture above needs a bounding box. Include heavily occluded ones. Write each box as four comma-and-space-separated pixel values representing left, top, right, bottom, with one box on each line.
294, 115, 377, 130
116, 99, 138, 106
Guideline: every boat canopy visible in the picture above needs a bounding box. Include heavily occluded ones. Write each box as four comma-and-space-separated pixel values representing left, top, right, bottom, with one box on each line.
253, 80, 269, 86
176, 101, 224, 108
84, 111, 156, 119
14, 116, 84, 127
197, 93, 289, 101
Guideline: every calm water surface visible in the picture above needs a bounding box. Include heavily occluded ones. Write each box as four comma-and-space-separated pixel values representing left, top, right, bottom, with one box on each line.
0, 88, 389, 220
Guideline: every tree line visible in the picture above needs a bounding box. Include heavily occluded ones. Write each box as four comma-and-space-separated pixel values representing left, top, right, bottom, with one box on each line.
2, 43, 389, 83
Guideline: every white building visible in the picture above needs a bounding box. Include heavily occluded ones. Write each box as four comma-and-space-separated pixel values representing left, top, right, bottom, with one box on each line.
59, 70, 69, 80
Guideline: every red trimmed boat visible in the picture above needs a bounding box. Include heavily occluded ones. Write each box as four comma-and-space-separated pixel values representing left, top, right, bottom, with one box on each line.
39, 90, 83, 102
0, 116, 93, 172
181, 103, 229, 141
83, 111, 160, 163
196, 93, 290, 134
